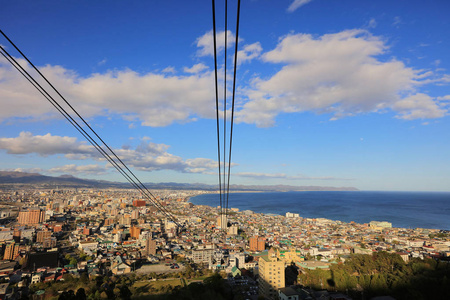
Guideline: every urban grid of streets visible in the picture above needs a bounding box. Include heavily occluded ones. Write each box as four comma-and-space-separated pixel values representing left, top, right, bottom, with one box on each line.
0, 188, 449, 299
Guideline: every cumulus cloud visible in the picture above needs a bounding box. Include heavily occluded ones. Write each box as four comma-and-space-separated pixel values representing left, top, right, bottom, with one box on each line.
237, 42, 263, 64
0, 132, 95, 156
0, 58, 216, 126
0, 132, 219, 174
184, 63, 208, 74
185, 158, 218, 173
196, 30, 235, 57
1, 29, 448, 129
287, 0, 314, 12
7, 167, 44, 174
437, 95, 450, 101
48, 164, 109, 175
393, 93, 447, 120
236, 30, 448, 127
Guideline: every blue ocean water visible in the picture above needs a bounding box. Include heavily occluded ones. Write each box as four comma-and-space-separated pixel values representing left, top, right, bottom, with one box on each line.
190, 191, 450, 230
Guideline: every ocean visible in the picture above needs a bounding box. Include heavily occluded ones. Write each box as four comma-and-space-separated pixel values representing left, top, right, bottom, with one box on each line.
190, 191, 450, 230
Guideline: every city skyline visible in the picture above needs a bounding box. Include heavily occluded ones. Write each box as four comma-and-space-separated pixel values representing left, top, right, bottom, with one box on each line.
1, 0, 450, 191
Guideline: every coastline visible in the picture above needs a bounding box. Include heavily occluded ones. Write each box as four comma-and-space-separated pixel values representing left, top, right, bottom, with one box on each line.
188, 191, 450, 231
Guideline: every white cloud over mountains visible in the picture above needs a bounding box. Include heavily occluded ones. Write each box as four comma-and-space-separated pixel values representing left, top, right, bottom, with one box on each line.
0, 29, 448, 129
48, 164, 109, 175
234, 172, 345, 181
0, 132, 218, 175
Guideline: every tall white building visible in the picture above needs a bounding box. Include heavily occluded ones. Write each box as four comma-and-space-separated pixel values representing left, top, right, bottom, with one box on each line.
217, 214, 228, 230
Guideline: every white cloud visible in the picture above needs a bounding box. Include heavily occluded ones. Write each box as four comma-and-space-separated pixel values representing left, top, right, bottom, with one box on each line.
6, 167, 44, 174
48, 164, 109, 175
437, 95, 450, 101
185, 158, 218, 173
196, 30, 235, 57
98, 58, 107, 66
393, 16, 402, 26
415, 70, 434, 79
0, 132, 94, 156
0, 132, 219, 174
287, 0, 313, 13
162, 66, 176, 73
234, 172, 346, 180
236, 30, 448, 127
184, 63, 208, 74
237, 42, 263, 64
393, 93, 446, 120
0, 59, 216, 126
1, 30, 447, 129
368, 18, 377, 29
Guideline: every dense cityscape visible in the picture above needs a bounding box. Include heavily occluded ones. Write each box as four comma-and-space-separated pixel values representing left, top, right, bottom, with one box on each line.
1, 0, 450, 299
0, 186, 449, 300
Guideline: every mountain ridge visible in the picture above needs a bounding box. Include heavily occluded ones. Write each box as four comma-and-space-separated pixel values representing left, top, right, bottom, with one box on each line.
0, 171, 359, 192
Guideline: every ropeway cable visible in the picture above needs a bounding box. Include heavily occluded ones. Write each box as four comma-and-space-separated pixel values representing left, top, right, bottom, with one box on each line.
225, 0, 241, 220
211, 0, 224, 220
0, 31, 183, 229
223, 0, 228, 227
211, 0, 241, 225
0, 45, 180, 228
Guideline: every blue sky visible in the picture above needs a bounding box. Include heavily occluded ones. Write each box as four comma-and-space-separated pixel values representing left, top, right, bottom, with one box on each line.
1, 0, 449, 191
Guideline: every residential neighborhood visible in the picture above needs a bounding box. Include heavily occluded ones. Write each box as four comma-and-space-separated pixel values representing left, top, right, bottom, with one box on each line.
0, 187, 449, 299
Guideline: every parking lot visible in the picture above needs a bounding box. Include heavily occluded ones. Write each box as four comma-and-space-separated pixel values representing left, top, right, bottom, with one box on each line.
136, 263, 185, 274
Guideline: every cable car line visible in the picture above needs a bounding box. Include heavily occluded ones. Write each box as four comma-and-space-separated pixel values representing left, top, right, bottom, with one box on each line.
211, 0, 241, 225
0, 45, 179, 228
0, 31, 182, 229
223, 0, 228, 225
225, 0, 241, 220
211, 0, 224, 219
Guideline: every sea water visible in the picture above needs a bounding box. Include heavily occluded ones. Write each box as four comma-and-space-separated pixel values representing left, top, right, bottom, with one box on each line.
190, 191, 450, 230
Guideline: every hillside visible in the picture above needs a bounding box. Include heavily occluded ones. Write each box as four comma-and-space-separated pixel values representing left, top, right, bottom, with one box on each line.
0, 171, 358, 191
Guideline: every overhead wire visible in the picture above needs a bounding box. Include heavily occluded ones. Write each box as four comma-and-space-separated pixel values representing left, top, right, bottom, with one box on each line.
211, 0, 223, 219
0, 45, 179, 227
223, 0, 228, 226
0, 30, 183, 229
211, 0, 241, 225
225, 0, 241, 220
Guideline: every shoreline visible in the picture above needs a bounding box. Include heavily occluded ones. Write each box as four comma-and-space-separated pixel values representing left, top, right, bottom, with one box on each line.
187, 191, 450, 231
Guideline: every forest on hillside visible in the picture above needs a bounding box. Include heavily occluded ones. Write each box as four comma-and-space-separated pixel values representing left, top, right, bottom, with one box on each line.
296, 252, 450, 300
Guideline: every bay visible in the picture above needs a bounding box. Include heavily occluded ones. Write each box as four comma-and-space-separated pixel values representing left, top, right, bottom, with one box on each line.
190, 191, 450, 230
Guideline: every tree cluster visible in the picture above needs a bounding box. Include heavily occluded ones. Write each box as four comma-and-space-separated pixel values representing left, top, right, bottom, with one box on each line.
298, 252, 450, 300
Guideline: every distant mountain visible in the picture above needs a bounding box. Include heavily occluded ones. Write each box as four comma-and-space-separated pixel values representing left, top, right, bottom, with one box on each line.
228, 184, 358, 192
0, 171, 123, 188
0, 171, 358, 191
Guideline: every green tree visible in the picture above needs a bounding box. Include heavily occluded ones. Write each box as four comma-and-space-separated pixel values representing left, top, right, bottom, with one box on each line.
76, 288, 87, 300
59, 290, 75, 300
119, 285, 132, 300
80, 273, 89, 284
